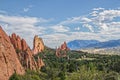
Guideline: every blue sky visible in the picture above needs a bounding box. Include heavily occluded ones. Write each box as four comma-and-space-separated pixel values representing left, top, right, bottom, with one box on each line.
0, 0, 120, 48
1, 0, 120, 19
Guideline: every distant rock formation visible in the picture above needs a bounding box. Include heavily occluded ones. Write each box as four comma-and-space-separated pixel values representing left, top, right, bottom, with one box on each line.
10, 33, 45, 71
60, 42, 70, 50
0, 27, 25, 80
56, 42, 70, 57
33, 35, 44, 55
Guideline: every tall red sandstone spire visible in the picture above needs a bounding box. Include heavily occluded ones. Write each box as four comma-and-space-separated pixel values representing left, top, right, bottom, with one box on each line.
33, 35, 44, 55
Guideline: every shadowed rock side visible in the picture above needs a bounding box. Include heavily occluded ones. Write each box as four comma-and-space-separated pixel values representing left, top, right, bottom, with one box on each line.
0, 27, 25, 80
56, 42, 70, 57
10, 33, 45, 71
33, 35, 44, 55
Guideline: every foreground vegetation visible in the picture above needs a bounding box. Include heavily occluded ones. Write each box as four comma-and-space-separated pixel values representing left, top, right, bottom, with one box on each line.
10, 48, 120, 80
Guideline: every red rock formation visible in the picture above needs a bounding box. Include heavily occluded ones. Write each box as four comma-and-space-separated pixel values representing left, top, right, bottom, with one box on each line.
10, 33, 45, 71
0, 27, 25, 80
37, 56, 45, 69
55, 48, 61, 57
16, 35, 22, 50
33, 35, 44, 55
56, 42, 70, 57
21, 39, 28, 51
9, 33, 22, 50
60, 41, 70, 50
24, 48, 38, 70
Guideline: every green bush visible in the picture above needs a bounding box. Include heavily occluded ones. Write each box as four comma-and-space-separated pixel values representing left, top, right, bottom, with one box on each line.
9, 73, 21, 80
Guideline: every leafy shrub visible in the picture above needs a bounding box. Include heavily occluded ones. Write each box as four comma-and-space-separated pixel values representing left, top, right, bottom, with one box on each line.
9, 73, 21, 80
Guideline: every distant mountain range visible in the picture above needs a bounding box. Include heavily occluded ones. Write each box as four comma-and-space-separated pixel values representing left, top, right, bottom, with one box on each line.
67, 40, 100, 50
67, 39, 120, 50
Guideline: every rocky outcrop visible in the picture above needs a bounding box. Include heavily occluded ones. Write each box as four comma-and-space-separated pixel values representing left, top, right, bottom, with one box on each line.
10, 33, 44, 71
33, 35, 44, 55
9, 33, 22, 50
0, 27, 25, 80
60, 42, 70, 50
9, 33, 28, 51
21, 39, 29, 51
37, 56, 45, 69
56, 42, 70, 57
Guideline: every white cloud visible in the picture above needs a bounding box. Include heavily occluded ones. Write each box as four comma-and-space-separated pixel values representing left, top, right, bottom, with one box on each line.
0, 15, 50, 25
93, 7, 104, 11
0, 10, 7, 14
45, 8, 120, 48
74, 27, 80, 31
42, 33, 69, 48
59, 17, 81, 25
23, 5, 33, 12
41, 32, 104, 48
95, 10, 120, 22
83, 24, 94, 32
100, 23, 108, 30
91, 11, 98, 16
81, 17, 92, 23
0, 15, 39, 25
0, 14, 48, 48
23, 8, 30, 12
50, 25, 69, 32
90, 9, 120, 31
50, 8, 120, 46
1, 8, 120, 48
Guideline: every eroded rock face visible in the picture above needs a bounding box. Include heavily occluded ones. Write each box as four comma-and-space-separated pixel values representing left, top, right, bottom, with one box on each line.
56, 42, 70, 57
10, 33, 44, 71
0, 27, 25, 80
33, 35, 44, 55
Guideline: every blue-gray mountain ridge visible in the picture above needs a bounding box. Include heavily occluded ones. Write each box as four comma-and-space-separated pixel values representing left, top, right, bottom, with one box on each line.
67, 39, 120, 50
